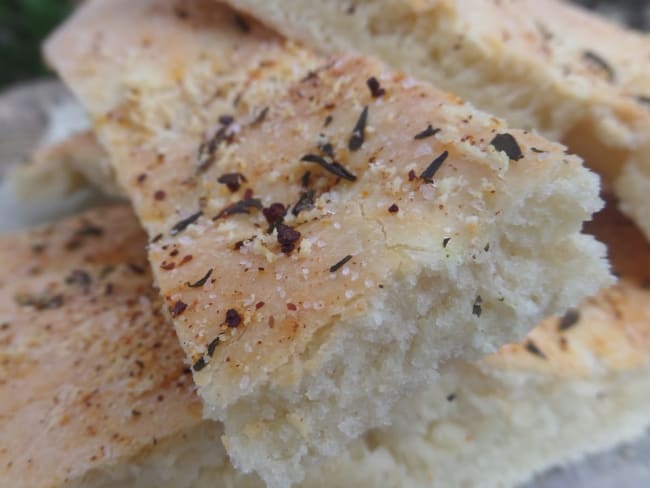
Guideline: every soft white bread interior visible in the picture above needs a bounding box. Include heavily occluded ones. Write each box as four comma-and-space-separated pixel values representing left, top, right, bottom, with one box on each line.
2, 202, 646, 488
43, 0, 613, 485
222, 0, 650, 241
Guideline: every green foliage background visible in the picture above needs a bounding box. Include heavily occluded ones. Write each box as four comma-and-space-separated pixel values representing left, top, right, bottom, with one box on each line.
0, 0, 72, 88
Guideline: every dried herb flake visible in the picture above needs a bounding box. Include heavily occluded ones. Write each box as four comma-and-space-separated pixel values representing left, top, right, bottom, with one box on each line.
558, 308, 580, 331
420, 150, 448, 183
301, 154, 357, 181
348, 105, 368, 151
414, 124, 440, 140
490, 133, 523, 161
170, 211, 203, 236
329, 255, 353, 273
186, 269, 213, 288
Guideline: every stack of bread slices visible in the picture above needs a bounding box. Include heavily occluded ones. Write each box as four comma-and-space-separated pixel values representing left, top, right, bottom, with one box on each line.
1, 1, 649, 487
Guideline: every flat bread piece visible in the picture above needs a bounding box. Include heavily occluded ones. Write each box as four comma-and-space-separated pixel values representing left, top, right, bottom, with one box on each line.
0, 205, 221, 488
3, 203, 647, 488
222, 0, 650, 241
10, 130, 123, 203
45, 0, 611, 484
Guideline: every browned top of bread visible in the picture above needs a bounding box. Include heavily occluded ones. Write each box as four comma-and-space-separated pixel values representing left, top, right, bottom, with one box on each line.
0, 206, 202, 488
489, 202, 650, 376
44, 0, 605, 410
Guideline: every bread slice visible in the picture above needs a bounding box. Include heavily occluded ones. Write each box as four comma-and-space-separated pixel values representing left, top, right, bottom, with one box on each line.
44, 0, 611, 485
1, 201, 646, 488
0, 205, 218, 488
10, 130, 124, 203
220, 0, 650, 242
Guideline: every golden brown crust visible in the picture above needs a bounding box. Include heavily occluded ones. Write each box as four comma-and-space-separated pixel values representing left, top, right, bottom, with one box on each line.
44, 0, 608, 414
0, 206, 202, 488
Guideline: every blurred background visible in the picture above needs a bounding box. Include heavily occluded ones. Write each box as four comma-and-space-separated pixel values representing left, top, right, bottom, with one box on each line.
0, 0, 648, 90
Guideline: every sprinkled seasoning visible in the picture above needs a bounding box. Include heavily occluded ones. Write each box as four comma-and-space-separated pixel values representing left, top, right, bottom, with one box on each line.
414, 124, 440, 140
558, 308, 580, 331
318, 140, 336, 159
287, 303, 297, 311
217, 172, 247, 192
637, 95, 650, 106
366, 77, 385, 98
408, 169, 416, 181
323, 115, 333, 127
525, 340, 547, 359
128, 263, 146, 275
154, 190, 166, 201
276, 224, 301, 254
170, 211, 202, 235
484, 243, 490, 252
197, 127, 227, 173
301, 170, 311, 188
219, 114, 234, 125
213, 198, 262, 220
490, 133, 523, 161
256, 301, 265, 310
65, 269, 92, 287
348, 105, 368, 151
442, 237, 451, 248
446, 393, 456, 402
186, 268, 213, 288
420, 150, 448, 183
151, 233, 163, 244
301, 154, 357, 181
251, 107, 269, 125
16, 293, 64, 310
292, 190, 316, 216
169, 300, 188, 318
472, 295, 482, 317
76, 223, 104, 237
329, 254, 352, 273
192, 357, 207, 371
582, 50, 615, 82
530, 147, 546, 154
263, 203, 287, 227
207, 337, 220, 357
225, 308, 242, 328
233, 13, 250, 32
388, 204, 399, 213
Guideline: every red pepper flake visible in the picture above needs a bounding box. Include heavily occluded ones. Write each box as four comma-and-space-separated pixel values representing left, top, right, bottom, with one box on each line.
161, 261, 175, 271
137, 173, 147, 183
217, 172, 247, 192
180, 255, 193, 265
255, 301, 265, 310
388, 204, 399, 213
263, 203, 287, 226
65, 269, 92, 287
169, 300, 187, 318
366, 77, 385, 98
225, 308, 242, 328
287, 303, 297, 311
408, 169, 416, 181
154, 190, 166, 201
170, 249, 179, 257
276, 224, 301, 254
